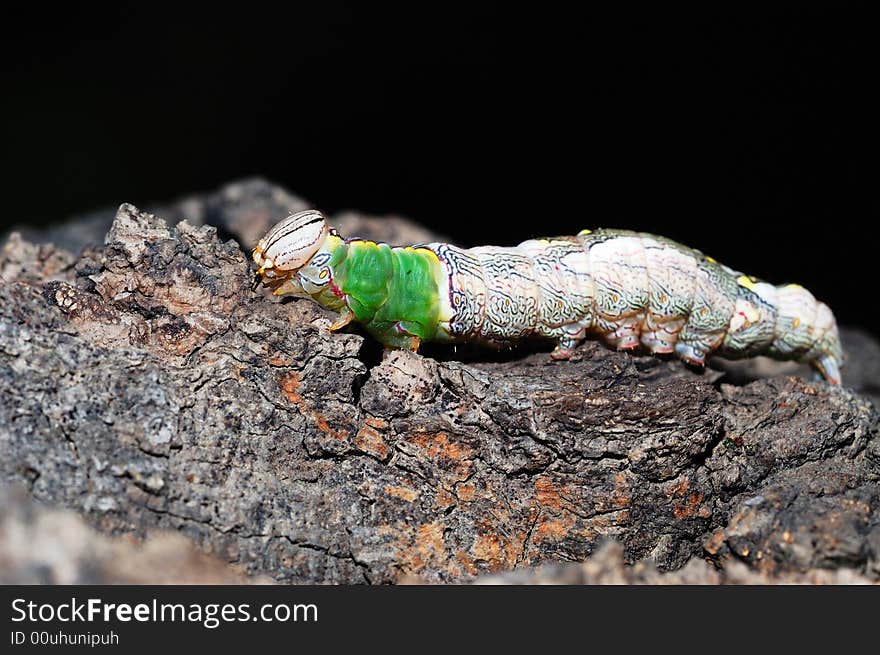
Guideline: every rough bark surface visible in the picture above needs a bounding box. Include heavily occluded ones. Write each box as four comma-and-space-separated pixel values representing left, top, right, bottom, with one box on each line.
472, 541, 874, 585
1, 180, 878, 584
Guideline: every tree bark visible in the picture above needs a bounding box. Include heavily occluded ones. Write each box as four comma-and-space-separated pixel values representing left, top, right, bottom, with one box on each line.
1, 180, 878, 584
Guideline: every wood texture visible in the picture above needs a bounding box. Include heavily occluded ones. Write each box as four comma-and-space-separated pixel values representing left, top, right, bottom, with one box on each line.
1, 180, 877, 583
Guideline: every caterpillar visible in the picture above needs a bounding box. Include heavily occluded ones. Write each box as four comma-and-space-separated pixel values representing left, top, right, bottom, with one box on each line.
252, 210, 843, 384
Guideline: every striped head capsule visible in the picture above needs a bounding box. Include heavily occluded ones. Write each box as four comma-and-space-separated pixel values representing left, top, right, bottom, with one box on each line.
252, 210, 330, 283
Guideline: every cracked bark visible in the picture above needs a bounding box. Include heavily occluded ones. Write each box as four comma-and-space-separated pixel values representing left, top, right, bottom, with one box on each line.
1, 179, 878, 584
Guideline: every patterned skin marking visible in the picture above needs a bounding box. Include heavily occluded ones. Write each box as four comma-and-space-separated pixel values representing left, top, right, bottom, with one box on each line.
254, 212, 844, 384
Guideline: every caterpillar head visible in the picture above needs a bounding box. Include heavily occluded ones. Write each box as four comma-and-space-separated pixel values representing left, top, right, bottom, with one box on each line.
252, 210, 330, 285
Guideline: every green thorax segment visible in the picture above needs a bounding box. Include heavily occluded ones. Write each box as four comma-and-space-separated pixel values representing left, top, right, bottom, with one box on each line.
306, 236, 446, 348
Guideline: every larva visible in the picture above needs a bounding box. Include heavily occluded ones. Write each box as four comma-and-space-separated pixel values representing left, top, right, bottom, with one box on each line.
252, 210, 843, 384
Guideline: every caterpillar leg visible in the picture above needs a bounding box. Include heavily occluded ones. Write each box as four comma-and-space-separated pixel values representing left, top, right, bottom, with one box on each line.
640, 331, 675, 354
548, 320, 592, 360
809, 354, 842, 385
674, 341, 707, 367
395, 321, 427, 350
377, 332, 421, 351
640, 316, 685, 355
551, 337, 581, 360
329, 307, 355, 331
367, 320, 423, 351
594, 315, 642, 350
611, 319, 642, 350
272, 277, 309, 297
675, 329, 725, 368
327, 307, 354, 332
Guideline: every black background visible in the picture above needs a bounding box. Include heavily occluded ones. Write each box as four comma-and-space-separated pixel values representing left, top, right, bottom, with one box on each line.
1, 5, 875, 329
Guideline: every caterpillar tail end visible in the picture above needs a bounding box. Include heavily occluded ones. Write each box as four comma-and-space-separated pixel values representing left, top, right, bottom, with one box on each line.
810, 354, 842, 386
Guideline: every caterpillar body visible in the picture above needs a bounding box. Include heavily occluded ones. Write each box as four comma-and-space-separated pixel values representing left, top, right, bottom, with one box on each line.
253, 210, 843, 384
